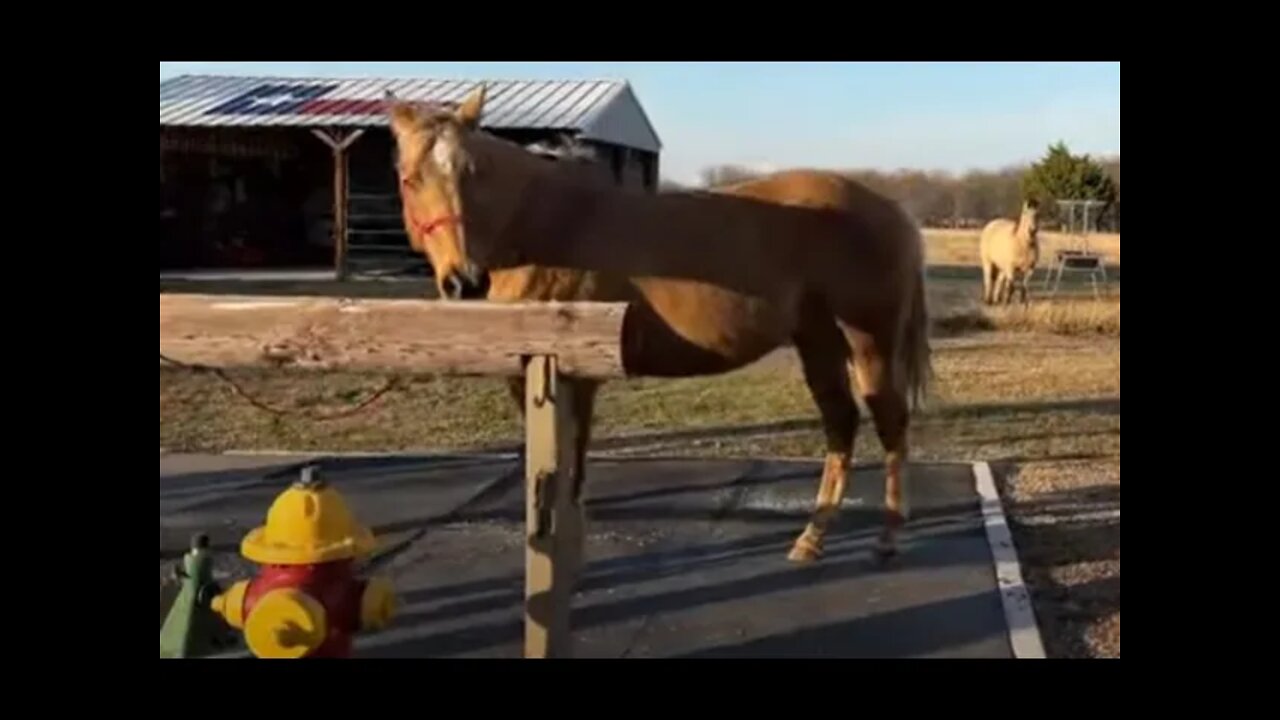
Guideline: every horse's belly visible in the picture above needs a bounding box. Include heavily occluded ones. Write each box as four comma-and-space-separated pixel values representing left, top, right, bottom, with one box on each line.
621, 280, 796, 377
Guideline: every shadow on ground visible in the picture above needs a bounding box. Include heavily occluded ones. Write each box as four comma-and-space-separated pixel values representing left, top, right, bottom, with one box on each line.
364, 515, 997, 658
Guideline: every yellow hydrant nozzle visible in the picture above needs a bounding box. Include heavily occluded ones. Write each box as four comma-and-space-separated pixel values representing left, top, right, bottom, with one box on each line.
244, 588, 328, 659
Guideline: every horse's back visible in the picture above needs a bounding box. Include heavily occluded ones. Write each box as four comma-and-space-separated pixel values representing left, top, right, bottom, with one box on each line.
711, 170, 925, 337
717, 169, 902, 217
981, 218, 1016, 238
979, 218, 1017, 258
716, 169, 921, 263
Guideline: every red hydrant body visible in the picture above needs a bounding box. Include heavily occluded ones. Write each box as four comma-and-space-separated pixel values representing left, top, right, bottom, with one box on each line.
210, 468, 396, 659
239, 562, 367, 658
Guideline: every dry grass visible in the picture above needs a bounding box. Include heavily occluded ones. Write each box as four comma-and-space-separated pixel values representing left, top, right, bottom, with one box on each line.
159, 333, 1120, 458
158, 271, 1119, 658
927, 271, 1120, 339
934, 298, 1121, 339
923, 228, 1121, 267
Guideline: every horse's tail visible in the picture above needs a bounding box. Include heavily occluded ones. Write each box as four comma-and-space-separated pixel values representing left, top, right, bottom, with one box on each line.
900, 261, 933, 413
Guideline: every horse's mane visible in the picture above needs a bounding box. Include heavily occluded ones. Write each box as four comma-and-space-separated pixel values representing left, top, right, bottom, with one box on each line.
1014, 199, 1038, 237
524, 136, 598, 163
468, 129, 619, 196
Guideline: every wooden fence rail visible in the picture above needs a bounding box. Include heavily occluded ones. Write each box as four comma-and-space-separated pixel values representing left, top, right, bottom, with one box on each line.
160, 293, 635, 658
159, 294, 631, 379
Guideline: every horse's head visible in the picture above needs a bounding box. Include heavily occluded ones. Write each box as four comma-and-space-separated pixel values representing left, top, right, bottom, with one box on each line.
387, 86, 604, 297
1019, 199, 1040, 238
385, 86, 495, 300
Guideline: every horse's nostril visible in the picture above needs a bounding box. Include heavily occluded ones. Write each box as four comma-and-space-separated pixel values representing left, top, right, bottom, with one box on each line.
442, 273, 464, 299
467, 272, 491, 299
441, 269, 488, 300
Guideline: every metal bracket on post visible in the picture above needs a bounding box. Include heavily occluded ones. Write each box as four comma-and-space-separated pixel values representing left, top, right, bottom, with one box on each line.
532, 470, 556, 538
523, 355, 582, 659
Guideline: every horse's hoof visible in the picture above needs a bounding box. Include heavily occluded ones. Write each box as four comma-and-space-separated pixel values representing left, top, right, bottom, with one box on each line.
787, 539, 822, 564
873, 539, 899, 565
787, 547, 820, 564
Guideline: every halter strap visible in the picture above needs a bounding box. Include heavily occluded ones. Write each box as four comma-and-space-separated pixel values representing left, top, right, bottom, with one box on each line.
399, 178, 460, 239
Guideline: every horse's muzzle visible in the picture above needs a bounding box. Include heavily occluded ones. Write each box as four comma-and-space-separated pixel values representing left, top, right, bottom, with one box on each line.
442, 262, 490, 300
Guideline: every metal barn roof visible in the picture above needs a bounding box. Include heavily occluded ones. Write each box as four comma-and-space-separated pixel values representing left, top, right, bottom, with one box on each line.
159, 74, 662, 153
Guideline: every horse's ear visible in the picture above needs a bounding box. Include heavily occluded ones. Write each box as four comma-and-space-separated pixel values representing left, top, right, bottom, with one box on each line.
386, 93, 419, 138
455, 84, 486, 129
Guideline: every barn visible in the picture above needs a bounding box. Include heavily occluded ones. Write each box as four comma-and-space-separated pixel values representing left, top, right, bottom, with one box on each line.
159, 74, 663, 278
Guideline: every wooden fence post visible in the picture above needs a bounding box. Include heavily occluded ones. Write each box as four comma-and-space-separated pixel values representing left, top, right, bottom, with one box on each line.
523, 355, 583, 658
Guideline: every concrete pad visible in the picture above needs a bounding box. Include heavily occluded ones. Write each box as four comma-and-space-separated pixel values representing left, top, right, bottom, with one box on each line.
159, 454, 1018, 658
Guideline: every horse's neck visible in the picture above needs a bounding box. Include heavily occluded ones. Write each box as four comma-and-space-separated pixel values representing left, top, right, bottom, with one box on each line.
477, 157, 631, 302
500, 170, 808, 296
1014, 216, 1034, 241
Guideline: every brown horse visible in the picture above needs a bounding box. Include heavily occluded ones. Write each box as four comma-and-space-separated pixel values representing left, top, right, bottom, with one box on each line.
386, 86, 932, 564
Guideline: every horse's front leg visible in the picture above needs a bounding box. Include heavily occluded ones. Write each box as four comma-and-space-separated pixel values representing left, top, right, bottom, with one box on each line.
996, 273, 1013, 305
565, 378, 600, 581
506, 376, 529, 471
506, 376, 527, 418
1017, 272, 1032, 306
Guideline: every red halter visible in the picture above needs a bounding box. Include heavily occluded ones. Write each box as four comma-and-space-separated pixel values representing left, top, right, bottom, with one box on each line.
399, 178, 460, 239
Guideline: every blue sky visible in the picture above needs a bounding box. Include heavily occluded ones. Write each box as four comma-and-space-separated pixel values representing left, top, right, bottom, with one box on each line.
159, 62, 1120, 186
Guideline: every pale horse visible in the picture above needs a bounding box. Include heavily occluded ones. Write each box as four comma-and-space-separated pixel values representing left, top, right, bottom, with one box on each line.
979, 200, 1040, 305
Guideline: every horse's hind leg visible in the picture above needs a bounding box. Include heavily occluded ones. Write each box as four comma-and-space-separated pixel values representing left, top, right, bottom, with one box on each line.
981, 261, 996, 305
845, 329, 911, 561
787, 309, 860, 564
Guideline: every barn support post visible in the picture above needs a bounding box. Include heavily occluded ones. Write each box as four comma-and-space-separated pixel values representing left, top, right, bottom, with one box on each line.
523, 355, 583, 658
311, 129, 365, 281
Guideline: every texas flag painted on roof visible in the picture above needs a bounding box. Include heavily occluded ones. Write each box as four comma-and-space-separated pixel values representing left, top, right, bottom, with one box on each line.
159, 74, 663, 152
205, 83, 388, 117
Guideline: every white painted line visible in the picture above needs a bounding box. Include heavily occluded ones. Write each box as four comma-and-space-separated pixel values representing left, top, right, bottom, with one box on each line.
973, 461, 1047, 659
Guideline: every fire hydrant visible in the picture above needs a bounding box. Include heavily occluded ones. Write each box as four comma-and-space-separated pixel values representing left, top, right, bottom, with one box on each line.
210, 466, 397, 658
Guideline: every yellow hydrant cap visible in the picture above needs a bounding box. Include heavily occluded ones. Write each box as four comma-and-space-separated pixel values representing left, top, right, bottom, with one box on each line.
240, 476, 377, 565
244, 588, 328, 659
